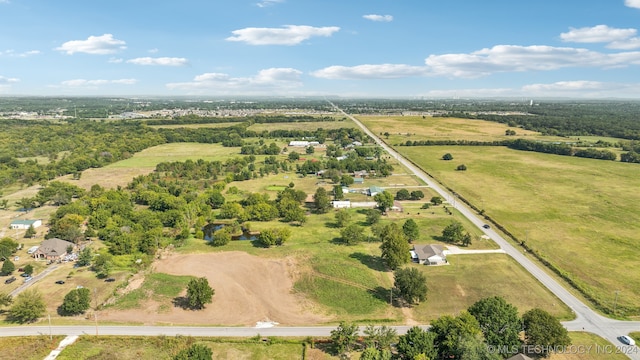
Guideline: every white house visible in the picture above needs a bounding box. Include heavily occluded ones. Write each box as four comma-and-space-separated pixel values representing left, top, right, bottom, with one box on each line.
413, 244, 448, 265
10, 219, 42, 230
288, 141, 310, 147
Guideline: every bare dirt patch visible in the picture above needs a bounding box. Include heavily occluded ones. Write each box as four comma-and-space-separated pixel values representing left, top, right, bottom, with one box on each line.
98, 252, 330, 326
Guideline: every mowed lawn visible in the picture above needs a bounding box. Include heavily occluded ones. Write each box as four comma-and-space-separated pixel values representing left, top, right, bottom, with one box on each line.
399, 145, 640, 315
107, 142, 243, 169
248, 119, 356, 132
411, 254, 572, 322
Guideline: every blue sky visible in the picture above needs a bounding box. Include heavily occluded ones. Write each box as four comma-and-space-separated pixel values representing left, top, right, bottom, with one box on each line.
2, 0, 640, 98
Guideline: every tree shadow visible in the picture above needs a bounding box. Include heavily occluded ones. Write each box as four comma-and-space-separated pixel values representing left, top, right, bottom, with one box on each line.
329, 237, 347, 245
172, 296, 190, 310
349, 252, 387, 272
368, 286, 393, 305
324, 221, 341, 229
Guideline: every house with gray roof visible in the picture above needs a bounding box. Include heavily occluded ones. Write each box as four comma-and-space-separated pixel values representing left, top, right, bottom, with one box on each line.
33, 238, 75, 261
412, 244, 448, 265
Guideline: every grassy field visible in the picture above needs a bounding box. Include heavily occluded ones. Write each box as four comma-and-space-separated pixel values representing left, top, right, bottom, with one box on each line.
0, 335, 65, 360
108, 273, 194, 311
248, 119, 356, 132
396, 145, 640, 315
358, 115, 540, 145
549, 332, 632, 360
411, 254, 572, 322
148, 122, 241, 129
57, 336, 316, 360
106, 142, 244, 169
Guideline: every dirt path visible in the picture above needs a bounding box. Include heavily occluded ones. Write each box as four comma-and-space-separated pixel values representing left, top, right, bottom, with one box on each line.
98, 252, 330, 326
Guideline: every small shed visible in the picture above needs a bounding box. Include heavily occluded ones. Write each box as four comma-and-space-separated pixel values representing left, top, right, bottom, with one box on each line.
353, 177, 364, 185
10, 219, 42, 230
368, 186, 384, 196
331, 200, 351, 209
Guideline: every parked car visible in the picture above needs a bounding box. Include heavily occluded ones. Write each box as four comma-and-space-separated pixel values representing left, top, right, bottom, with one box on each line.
55, 280, 65, 285
620, 335, 636, 346
482, 224, 490, 229
4, 277, 16, 284
20, 273, 30, 277
24, 276, 33, 283
104, 278, 116, 282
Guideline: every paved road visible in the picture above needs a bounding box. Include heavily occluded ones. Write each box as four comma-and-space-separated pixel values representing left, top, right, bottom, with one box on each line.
10, 264, 58, 297
330, 102, 640, 359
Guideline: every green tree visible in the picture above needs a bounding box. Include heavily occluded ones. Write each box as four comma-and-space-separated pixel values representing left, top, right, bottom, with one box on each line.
256, 227, 291, 247
334, 209, 351, 228
330, 321, 359, 355
306, 145, 315, 154
429, 312, 483, 359
288, 151, 300, 161
363, 324, 397, 350
186, 277, 214, 310
333, 185, 344, 200
393, 267, 428, 305
173, 343, 213, 360
442, 153, 454, 160
60, 287, 91, 316
341, 175, 354, 186
468, 296, 521, 354
360, 347, 392, 360
402, 219, 420, 242
396, 326, 437, 360
313, 187, 332, 214
1, 259, 15, 276
442, 221, 465, 244
0, 238, 18, 260
24, 225, 36, 238
379, 223, 411, 270
23, 264, 34, 276
410, 190, 425, 200
365, 209, 381, 225
457, 164, 467, 171
211, 227, 232, 247
340, 223, 366, 245
92, 252, 113, 278
396, 189, 410, 200
522, 308, 571, 357
0, 293, 12, 307
9, 289, 45, 323
430, 196, 443, 205
77, 247, 92, 267
374, 191, 394, 212
204, 191, 225, 209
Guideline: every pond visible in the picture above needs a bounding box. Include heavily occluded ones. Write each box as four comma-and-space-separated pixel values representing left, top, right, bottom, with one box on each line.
202, 223, 259, 241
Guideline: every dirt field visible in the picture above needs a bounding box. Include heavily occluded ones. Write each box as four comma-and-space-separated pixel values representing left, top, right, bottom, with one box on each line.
98, 252, 330, 326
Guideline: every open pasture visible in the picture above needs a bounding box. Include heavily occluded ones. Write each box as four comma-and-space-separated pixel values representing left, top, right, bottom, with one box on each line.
248, 119, 355, 132
399, 145, 640, 315
358, 115, 540, 144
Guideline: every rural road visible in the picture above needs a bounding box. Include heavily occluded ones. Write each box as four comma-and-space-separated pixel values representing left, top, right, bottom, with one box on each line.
331, 103, 640, 359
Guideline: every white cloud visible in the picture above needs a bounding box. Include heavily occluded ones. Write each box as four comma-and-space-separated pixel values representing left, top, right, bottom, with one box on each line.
226, 25, 340, 45
560, 25, 640, 49
0, 49, 40, 57
363, 14, 393, 22
257, 0, 284, 7
625, 0, 640, 9
126, 57, 189, 66
0, 76, 19, 86
56, 34, 126, 55
311, 64, 429, 79
167, 68, 302, 93
60, 78, 137, 87
108, 57, 124, 63
148, 48, 159, 53
424, 45, 640, 78
561, 25, 635, 43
